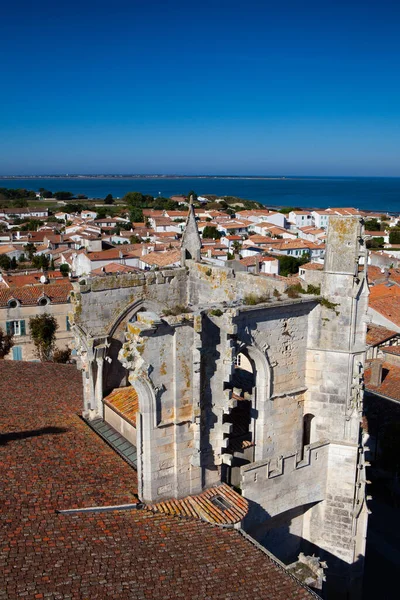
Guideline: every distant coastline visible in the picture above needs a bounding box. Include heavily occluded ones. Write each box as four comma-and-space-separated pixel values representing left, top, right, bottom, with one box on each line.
1, 175, 399, 213
1, 174, 397, 180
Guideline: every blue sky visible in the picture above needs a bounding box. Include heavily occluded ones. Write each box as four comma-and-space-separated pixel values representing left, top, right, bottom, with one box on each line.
1, 0, 400, 176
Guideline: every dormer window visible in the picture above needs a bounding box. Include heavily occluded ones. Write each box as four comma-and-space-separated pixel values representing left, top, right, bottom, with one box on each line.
38, 295, 50, 306
7, 298, 20, 309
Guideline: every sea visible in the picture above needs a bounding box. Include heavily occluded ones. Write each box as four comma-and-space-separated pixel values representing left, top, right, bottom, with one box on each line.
1, 176, 400, 213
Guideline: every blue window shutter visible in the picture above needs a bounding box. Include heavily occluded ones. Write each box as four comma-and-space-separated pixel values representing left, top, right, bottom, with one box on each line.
12, 346, 22, 360
66, 315, 70, 331
6, 321, 11, 335
20, 320, 26, 336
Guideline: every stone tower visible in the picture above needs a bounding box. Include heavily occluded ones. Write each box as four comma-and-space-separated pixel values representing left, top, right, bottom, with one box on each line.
303, 216, 369, 598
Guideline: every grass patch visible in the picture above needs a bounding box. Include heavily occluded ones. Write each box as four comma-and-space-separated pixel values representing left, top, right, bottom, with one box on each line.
243, 292, 270, 305
163, 304, 192, 316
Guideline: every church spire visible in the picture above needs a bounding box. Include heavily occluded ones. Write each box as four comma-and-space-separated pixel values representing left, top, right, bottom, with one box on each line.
181, 195, 202, 264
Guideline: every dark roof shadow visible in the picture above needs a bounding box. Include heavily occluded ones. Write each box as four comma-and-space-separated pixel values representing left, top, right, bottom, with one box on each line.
0, 426, 69, 446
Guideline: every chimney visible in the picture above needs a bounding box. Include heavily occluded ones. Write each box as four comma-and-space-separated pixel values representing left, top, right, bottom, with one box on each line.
208, 249, 212, 258
254, 258, 260, 274
370, 360, 383, 387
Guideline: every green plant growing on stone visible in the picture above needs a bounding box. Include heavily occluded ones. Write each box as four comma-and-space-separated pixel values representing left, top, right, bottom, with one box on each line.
210, 309, 223, 317
243, 292, 270, 305
163, 305, 192, 316
29, 314, 59, 361
306, 284, 321, 295
318, 298, 340, 316
273, 289, 281, 300
205, 268, 212, 276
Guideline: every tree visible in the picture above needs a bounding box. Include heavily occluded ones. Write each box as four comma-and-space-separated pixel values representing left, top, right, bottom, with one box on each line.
54, 191, 74, 200
123, 191, 144, 206
39, 188, 53, 198
0, 326, 14, 359
130, 207, 144, 223
24, 242, 36, 260
389, 230, 400, 245
10, 256, 17, 270
0, 255, 11, 270
60, 263, 70, 277
364, 219, 381, 231
202, 226, 222, 240
29, 314, 59, 361
104, 194, 114, 205
277, 255, 308, 277
32, 255, 50, 270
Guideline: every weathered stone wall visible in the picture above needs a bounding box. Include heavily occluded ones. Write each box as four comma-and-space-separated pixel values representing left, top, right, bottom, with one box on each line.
119, 315, 202, 501
187, 262, 288, 306
71, 268, 187, 338
241, 441, 329, 518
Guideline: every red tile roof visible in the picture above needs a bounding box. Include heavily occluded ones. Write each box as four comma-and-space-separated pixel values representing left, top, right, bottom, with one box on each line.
300, 262, 324, 271
104, 386, 139, 426
369, 296, 400, 328
365, 360, 400, 401
0, 282, 72, 306
366, 324, 399, 346
146, 483, 248, 525
0, 361, 316, 600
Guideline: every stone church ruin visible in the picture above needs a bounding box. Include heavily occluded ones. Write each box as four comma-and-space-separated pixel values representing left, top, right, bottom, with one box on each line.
71, 209, 370, 598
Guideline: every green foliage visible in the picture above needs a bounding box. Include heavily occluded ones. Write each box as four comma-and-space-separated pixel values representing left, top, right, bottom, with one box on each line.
23, 242, 36, 260
32, 254, 50, 270
277, 255, 308, 277
202, 226, 222, 240
60, 263, 70, 277
0, 187, 35, 200
29, 314, 59, 361
243, 292, 270, 305
205, 269, 212, 276
129, 234, 142, 244
123, 191, 144, 206
366, 237, 384, 249
210, 309, 223, 317
130, 207, 144, 223
20, 219, 43, 232
104, 194, 114, 205
54, 191, 74, 200
278, 206, 301, 214
389, 230, 400, 245
0, 255, 11, 270
306, 284, 321, 295
364, 219, 381, 231
318, 298, 339, 314
286, 285, 301, 298
0, 326, 14, 359
39, 187, 53, 198
273, 288, 281, 299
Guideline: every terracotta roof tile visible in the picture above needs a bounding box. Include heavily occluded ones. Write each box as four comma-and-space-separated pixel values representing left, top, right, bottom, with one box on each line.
103, 386, 139, 426
0, 282, 72, 306
365, 360, 400, 401
366, 324, 399, 346
0, 361, 316, 600
369, 296, 400, 328
146, 483, 248, 525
